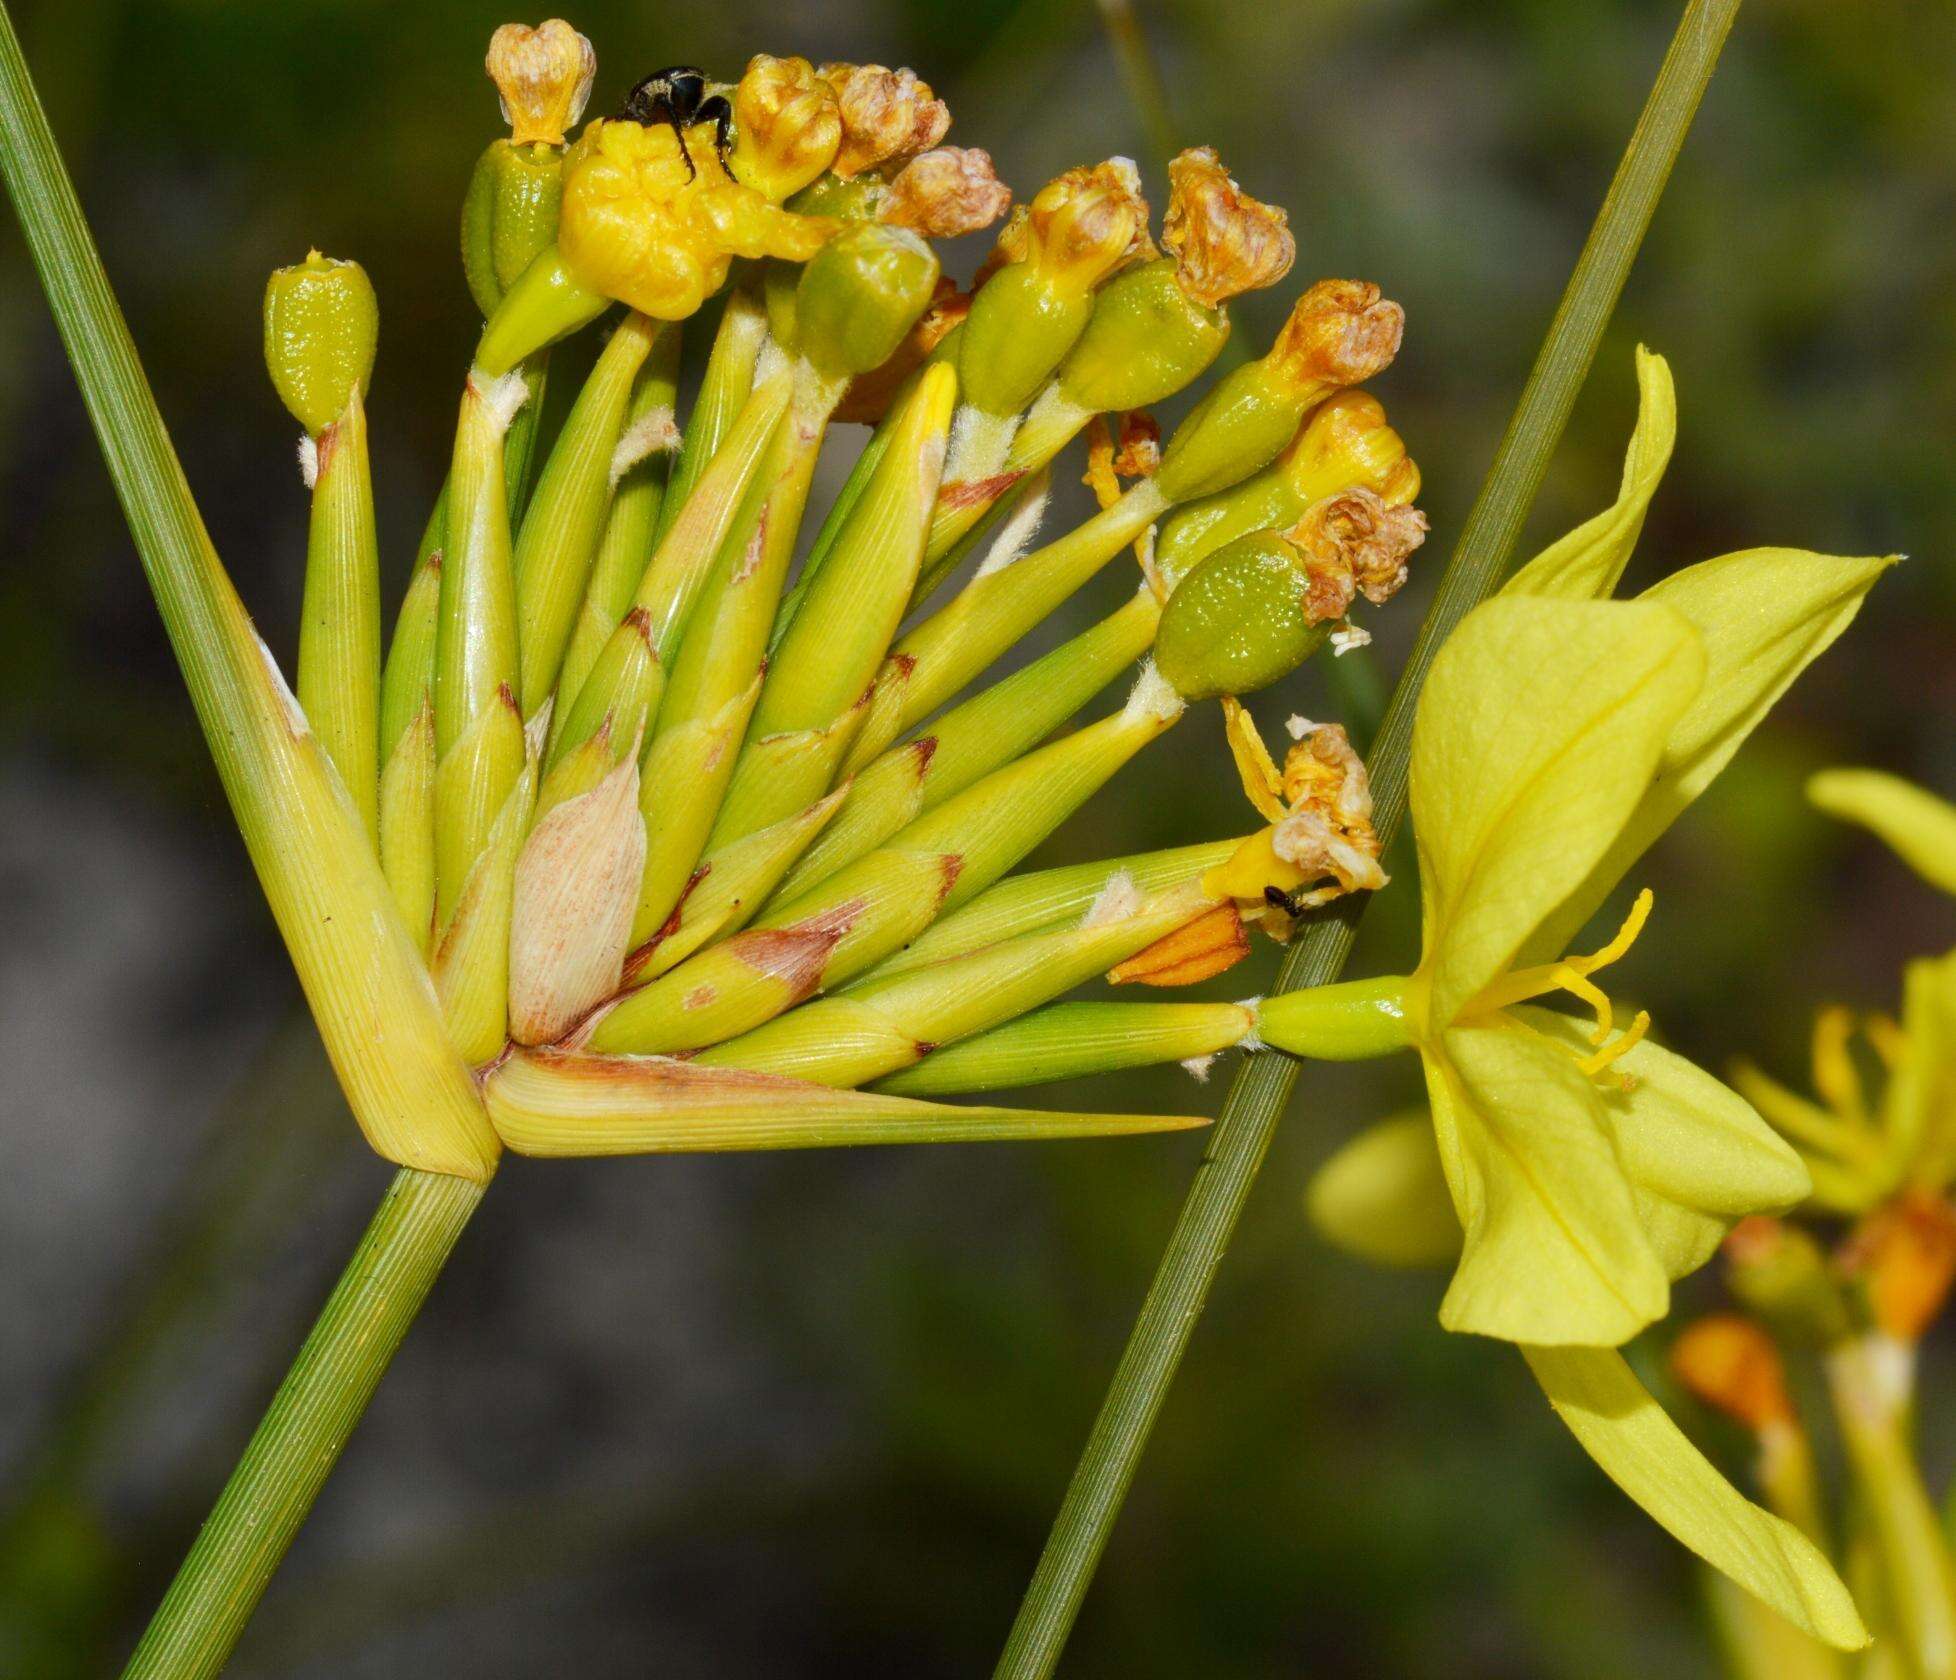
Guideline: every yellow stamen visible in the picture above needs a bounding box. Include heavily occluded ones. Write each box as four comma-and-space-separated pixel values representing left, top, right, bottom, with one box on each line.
1463, 889, 1655, 1081
1578, 1008, 1649, 1078
1810, 1004, 1869, 1126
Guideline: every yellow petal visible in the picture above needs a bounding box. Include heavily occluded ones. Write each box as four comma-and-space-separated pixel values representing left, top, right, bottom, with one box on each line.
1514, 1006, 1810, 1279
1305, 1111, 1461, 1268
1411, 597, 1704, 1025
1427, 1024, 1669, 1346
1808, 766, 1956, 897
1525, 550, 1896, 961
1884, 952, 1956, 1191
1522, 1345, 1868, 1650
1503, 346, 1676, 601
1221, 696, 1287, 822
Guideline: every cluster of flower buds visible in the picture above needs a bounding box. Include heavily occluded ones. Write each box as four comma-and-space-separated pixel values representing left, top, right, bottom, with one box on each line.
256, 17, 1424, 1171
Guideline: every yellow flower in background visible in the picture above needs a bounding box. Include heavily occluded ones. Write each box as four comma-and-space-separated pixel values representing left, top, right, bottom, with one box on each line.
1735, 771, 1956, 1213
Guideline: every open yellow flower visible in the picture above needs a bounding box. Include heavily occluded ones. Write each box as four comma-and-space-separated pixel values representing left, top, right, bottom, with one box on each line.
1268, 349, 1898, 1650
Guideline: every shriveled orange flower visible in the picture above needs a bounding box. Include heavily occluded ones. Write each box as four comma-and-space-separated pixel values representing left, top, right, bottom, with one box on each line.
485, 19, 596, 147
1670, 1315, 1798, 1433
1290, 487, 1428, 619
1838, 1190, 1956, 1341
988, 158, 1154, 288
1269, 278, 1406, 391
878, 146, 1012, 238
1162, 145, 1295, 307
820, 63, 951, 178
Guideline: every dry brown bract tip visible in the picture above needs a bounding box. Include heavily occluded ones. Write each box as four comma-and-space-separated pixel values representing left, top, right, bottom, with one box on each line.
820, 63, 952, 179
1292, 487, 1429, 622
879, 147, 1012, 238
1274, 278, 1406, 388
486, 19, 596, 147
1161, 146, 1294, 308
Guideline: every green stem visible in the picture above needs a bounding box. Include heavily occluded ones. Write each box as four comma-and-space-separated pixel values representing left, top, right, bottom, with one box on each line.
119, 1169, 484, 1680
990, 2, 1741, 1672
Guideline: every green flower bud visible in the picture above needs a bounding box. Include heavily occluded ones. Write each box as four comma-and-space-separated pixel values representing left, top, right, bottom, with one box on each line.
795, 223, 941, 379
958, 263, 1095, 418
1724, 1218, 1853, 1347
787, 173, 887, 220
473, 243, 609, 379
1054, 258, 1229, 414
1154, 357, 1306, 504
263, 251, 378, 436
461, 140, 566, 320
1155, 531, 1327, 700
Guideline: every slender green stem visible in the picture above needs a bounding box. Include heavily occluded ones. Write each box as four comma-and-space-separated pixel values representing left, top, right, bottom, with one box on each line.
119, 1169, 483, 1680
991, 3, 1742, 1672
1093, 0, 1180, 173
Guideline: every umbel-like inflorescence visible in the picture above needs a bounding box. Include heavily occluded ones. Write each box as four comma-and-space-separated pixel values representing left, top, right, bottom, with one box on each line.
266, 23, 1428, 1166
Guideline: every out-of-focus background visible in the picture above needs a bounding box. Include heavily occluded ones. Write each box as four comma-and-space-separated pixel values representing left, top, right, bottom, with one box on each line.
2, 0, 1953, 1673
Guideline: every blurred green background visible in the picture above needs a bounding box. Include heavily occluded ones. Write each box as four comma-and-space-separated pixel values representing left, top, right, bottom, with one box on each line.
2, 0, 1953, 1674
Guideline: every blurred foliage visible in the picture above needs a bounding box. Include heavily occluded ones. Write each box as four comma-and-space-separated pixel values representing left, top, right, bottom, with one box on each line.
1, 0, 1952, 1674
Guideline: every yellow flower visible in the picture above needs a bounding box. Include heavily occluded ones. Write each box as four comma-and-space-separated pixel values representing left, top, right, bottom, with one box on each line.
727, 54, 842, 203
1264, 349, 1901, 1652
558, 118, 841, 320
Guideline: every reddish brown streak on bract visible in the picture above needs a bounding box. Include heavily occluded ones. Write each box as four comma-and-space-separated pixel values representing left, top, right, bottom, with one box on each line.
934, 853, 964, 906
621, 867, 710, 985
728, 898, 867, 1003
939, 469, 1023, 511
908, 736, 939, 782
314, 419, 341, 477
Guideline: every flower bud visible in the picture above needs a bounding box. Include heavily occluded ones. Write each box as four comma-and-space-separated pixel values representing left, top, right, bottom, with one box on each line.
835, 276, 970, 424
1838, 1191, 1956, 1342
795, 223, 942, 378
1670, 1315, 1796, 1434
1154, 280, 1405, 504
729, 55, 842, 203
1724, 1216, 1852, 1347
878, 147, 1012, 239
1154, 392, 1416, 588
461, 140, 565, 319
1306, 1112, 1461, 1267
1161, 145, 1294, 307
957, 160, 1146, 417
820, 63, 951, 179
1053, 257, 1230, 414
485, 19, 595, 147
1107, 904, 1249, 987
263, 251, 378, 436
